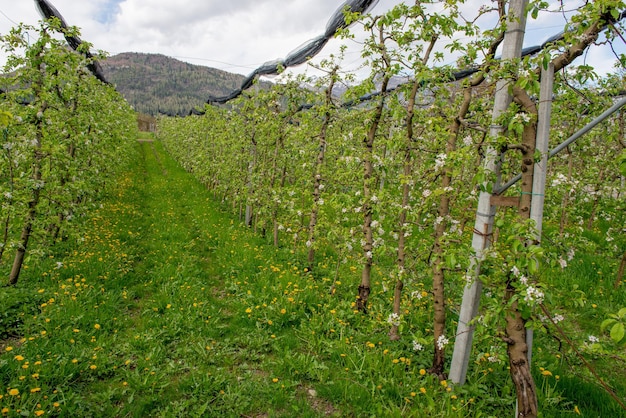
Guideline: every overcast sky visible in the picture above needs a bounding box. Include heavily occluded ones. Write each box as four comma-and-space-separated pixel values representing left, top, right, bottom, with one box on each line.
0, 0, 624, 80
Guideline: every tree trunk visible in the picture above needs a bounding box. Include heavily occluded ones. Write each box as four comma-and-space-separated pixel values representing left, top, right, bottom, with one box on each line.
586, 168, 605, 230
9, 131, 44, 285
508, 86, 539, 417
307, 69, 336, 271
8, 46, 46, 285
559, 149, 573, 237
616, 250, 626, 289
429, 88, 471, 377
245, 133, 257, 228
357, 25, 391, 313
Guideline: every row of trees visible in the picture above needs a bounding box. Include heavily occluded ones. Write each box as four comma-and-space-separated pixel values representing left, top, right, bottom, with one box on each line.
0, 20, 137, 284
158, 1, 626, 416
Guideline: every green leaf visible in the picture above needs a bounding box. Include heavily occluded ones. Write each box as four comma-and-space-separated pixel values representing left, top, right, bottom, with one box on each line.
618, 307, 626, 319
610, 322, 625, 343
0, 111, 11, 128
601, 318, 616, 332
446, 254, 457, 269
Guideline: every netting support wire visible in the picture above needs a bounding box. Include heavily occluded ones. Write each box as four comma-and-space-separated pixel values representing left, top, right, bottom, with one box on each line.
494, 95, 626, 195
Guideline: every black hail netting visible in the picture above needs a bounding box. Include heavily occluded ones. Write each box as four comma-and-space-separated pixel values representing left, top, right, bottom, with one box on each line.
206, 0, 380, 104
32, 0, 626, 112
35, 0, 109, 84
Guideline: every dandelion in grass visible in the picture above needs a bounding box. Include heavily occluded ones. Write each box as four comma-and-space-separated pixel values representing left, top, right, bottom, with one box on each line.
8, 389, 19, 396
34, 411, 44, 417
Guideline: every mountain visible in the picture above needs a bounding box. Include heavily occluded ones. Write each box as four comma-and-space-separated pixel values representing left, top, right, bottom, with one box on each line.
101, 52, 251, 116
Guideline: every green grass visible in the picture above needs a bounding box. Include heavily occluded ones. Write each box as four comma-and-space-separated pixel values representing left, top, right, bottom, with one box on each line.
0, 139, 624, 417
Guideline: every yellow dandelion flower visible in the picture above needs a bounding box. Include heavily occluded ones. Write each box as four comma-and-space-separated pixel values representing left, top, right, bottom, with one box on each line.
574, 405, 581, 415
2, 407, 9, 414
14, 355, 25, 361
272, 378, 279, 383
5, 346, 12, 352
9, 388, 19, 396
30, 388, 41, 393
53, 403, 60, 408
94, 324, 101, 330
34, 410, 44, 416
89, 365, 97, 370
419, 387, 427, 394
440, 380, 448, 387
71, 359, 78, 364
419, 369, 426, 376
280, 309, 287, 315
541, 370, 552, 377
410, 392, 416, 397
245, 308, 252, 313
392, 359, 400, 364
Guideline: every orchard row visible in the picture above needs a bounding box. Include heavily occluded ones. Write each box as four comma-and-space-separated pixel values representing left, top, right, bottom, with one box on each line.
0, 20, 137, 284
158, 2, 625, 414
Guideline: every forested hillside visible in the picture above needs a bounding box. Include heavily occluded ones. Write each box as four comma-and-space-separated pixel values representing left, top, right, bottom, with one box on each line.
101, 52, 251, 116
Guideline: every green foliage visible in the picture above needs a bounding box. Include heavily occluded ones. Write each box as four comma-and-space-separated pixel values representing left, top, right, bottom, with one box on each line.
0, 20, 137, 277
601, 308, 626, 344
3, 2, 626, 417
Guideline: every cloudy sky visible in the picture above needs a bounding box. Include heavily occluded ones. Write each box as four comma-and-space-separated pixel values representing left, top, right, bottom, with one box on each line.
0, 0, 624, 80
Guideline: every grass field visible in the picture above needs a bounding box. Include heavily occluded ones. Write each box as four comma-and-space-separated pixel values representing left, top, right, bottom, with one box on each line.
1, 138, 624, 417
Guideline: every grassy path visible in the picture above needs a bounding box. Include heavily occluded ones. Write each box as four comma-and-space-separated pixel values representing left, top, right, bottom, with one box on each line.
1, 140, 344, 417
3, 139, 625, 417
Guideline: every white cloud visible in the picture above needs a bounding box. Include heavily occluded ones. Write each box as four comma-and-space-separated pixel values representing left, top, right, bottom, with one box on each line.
0, 0, 623, 79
